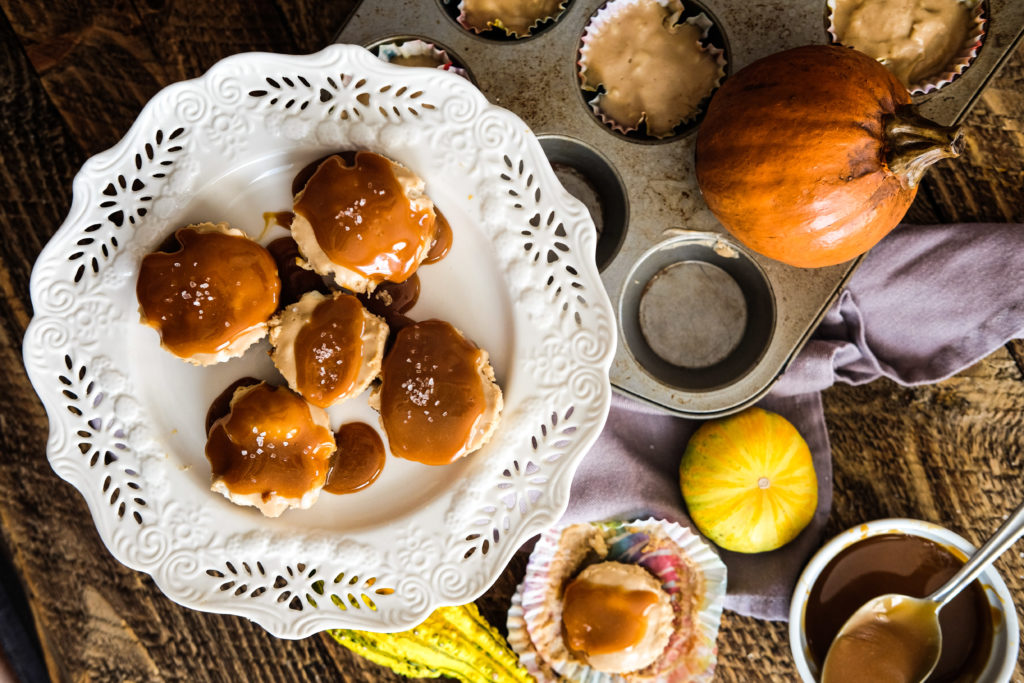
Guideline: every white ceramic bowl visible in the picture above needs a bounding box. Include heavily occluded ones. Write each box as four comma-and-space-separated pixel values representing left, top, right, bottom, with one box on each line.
789, 518, 1019, 682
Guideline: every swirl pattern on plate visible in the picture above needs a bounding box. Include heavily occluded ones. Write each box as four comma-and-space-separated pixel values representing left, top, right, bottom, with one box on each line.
23, 44, 615, 637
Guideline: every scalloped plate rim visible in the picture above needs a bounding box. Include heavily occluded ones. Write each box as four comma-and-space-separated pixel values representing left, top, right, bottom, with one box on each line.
22, 44, 615, 637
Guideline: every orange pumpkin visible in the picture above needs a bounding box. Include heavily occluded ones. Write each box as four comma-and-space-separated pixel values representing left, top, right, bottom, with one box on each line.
695, 45, 963, 268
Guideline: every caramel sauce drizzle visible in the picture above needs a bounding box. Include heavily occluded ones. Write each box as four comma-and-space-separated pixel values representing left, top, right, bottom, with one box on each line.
266, 235, 330, 308
379, 320, 485, 466
136, 226, 280, 358
371, 275, 420, 314
562, 577, 659, 656
262, 210, 294, 231
205, 377, 260, 435
423, 210, 453, 265
293, 153, 344, 197
358, 273, 420, 334
324, 422, 386, 494
293, 293, 367, 408
205, 383, 335, 499
293, 153, 436, 285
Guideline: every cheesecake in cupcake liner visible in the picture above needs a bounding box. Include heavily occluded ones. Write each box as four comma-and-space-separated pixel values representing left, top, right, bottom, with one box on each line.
457, 0, 569, 38
578, 0, 727, 139
826, 0, 986, 95
508, 518, 727, 683
373, 39, 469, 79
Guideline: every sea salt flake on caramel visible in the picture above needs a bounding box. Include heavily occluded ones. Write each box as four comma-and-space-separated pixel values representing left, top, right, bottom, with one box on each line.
374, 320, 502, 465
269, 291, 388, 409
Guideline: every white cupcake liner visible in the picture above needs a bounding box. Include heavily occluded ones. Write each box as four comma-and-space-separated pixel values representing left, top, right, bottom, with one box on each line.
508, 586, 564, 683
578, 0, 727, 139
507, 518, 727, 683
825, 0, 986, 95
373, 39, 469, 80
456, 0, 569, 38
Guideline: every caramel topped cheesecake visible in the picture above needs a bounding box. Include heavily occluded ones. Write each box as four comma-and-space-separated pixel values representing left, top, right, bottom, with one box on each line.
291, 153, 437, 294
136, 222, 280, 364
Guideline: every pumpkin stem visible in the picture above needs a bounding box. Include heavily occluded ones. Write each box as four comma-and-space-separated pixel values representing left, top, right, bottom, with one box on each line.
884, 105, 964, 189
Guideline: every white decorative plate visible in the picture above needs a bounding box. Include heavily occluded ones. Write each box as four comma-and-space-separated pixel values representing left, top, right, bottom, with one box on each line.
23, 45, 615, 637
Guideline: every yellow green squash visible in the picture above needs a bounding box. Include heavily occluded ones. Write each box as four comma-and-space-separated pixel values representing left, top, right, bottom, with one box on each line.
330, 603, 534, 683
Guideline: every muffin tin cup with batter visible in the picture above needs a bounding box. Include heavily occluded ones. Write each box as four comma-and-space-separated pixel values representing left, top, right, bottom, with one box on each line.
337, 0, 1024, 418
824, 0, 988, 95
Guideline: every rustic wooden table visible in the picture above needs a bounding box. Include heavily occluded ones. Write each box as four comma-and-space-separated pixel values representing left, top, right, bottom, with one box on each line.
2, 1, 1023, 681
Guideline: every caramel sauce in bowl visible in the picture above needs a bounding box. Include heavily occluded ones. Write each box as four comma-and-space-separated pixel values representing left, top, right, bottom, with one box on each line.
789, 519, 1019, 682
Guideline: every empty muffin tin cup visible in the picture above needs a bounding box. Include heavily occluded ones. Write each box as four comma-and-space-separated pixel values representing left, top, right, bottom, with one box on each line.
538, 135, 628, 270
619, 233, 775, 392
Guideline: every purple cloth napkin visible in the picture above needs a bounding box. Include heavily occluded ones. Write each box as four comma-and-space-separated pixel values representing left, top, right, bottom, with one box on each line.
562, 222, 1024, 620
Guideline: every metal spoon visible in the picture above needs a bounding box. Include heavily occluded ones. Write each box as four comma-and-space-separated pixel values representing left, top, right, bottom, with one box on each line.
820, 500, 1024, 683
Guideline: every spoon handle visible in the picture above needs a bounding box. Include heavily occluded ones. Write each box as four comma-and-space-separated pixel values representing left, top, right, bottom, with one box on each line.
930, 500, 1024, 607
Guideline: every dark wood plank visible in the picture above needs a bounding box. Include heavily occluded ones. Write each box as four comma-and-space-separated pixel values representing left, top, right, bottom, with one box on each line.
912, 43, 1024, 224
2, 0, 168, 157
0, 2, 413, 681
273, 0, 360, 52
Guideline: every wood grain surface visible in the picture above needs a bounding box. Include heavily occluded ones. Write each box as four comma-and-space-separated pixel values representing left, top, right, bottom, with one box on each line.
0, 1, 1022, 681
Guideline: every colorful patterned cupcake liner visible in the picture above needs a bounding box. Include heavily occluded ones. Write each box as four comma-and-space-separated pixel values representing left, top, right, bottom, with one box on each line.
508, 518, 727, 683
373, 38, 470, 80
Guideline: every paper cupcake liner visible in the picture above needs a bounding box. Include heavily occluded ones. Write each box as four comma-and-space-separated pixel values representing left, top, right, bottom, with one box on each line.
578, 0, 727, 139
507, 586, 564, 683
508, 518, 727, 683
825, 0, 986, 95
373, 39, 469, 80
456, 0, 569, 39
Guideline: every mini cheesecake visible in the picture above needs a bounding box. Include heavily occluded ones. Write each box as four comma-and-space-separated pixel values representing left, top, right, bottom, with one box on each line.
205, 382, 336, 517
830, 0, 973, 89
562, 561, 674, 674
136, 222, 280, 365
459, 0, 566, 37
371, 320, 502, 465
579, 0, 723, 137
291, 152, 437, 294
269, 290, 388, 409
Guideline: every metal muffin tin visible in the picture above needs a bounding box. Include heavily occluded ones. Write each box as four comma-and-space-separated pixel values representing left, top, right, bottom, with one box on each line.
336, 0, 1024, 418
